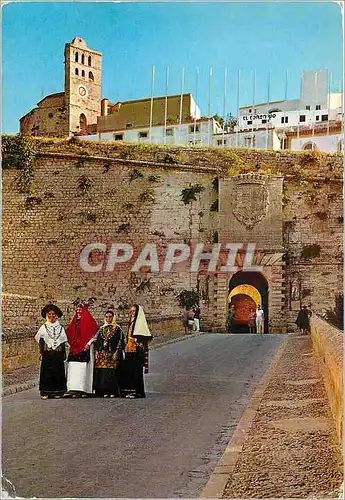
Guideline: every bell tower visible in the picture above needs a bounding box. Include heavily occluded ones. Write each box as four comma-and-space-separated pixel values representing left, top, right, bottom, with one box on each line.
64, 37, 102, 135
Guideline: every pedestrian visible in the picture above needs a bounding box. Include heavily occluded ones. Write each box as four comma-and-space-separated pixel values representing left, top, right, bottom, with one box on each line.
93, 310, 125, 398
65, 302, 98, 398
248, 307, 256, 334
120, 304, 152, 398
256, 305, 265, 334
295, 305, 312, 335
35, 304, 68, 399
193, 306, 201, 332
227, 304, 236, 333
182, 308, 189, 334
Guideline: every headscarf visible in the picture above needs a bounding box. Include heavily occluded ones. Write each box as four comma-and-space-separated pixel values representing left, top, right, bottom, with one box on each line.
66, 303, 98, 355
131, 305, 152, 340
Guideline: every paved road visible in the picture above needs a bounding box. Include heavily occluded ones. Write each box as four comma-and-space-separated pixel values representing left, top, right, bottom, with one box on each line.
3, 334, 286, 498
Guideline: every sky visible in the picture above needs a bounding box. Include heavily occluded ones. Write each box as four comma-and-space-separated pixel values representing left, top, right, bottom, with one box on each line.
2, 1, 343, 134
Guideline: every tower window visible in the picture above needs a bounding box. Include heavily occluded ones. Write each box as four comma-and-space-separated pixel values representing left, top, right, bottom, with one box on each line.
89, 71, 94, 81
79, 114, 87, 132
305, 105, 310, 110
75, 52, 79, 63
75, 68, 79, 76
88, 56, 92, 66
81, 54, 85, 65
82, 70, 85, 77
316, 105, 321, 110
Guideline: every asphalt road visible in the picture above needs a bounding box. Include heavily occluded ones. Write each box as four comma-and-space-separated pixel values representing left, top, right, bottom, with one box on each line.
3, 333, 286, 498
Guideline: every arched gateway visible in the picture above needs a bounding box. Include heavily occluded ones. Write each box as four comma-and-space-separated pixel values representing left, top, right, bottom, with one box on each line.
228, 271, 269, 333
204, 172, 286, 333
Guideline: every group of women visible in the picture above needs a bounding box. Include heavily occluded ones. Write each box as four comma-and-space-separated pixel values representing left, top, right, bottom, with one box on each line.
35, 302, 152, 399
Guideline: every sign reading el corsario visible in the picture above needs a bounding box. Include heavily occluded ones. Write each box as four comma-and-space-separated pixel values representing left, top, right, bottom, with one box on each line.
242, 113, 277, 121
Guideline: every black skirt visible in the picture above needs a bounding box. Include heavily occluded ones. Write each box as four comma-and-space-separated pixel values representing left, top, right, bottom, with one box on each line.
39, 350, 67, 396
119, 351, 145, 398
93, 368, 120, 396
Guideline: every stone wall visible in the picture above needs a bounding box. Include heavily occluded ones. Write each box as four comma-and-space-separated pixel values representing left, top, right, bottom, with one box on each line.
2, 138, 343, 336
310, 315, 343, 444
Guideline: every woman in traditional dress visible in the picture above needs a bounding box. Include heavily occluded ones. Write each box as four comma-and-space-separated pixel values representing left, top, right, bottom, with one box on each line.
35, 304, 68, 399
93, 311, 125, 398
120, 304, 152, 399
248, 307, 256, 334
65, 302, 98, 398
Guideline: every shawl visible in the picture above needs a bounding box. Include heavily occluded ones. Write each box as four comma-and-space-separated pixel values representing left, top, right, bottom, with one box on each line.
35, 320, 68, 350
132, 305, 152, 339
66, 306, 98, 355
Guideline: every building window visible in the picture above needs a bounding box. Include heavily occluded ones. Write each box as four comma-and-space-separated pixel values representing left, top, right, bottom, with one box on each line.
48, 113, 54, 119
262, 119, 267, 124
88, 55, 92, 66
75, 68, 79, 76
165, 128, 173, 136
217, 139, 226, 146
303, 141, 318, 151
79, 113, 87, 132
281, 116, 288, 124
138, 131, 148, 138
316, 105, 321, 110
114, 134, 123, 141
316, 115, 320, 121
126, 123, 133, 128
321, 114, 328, 121
189, 124, 200, 133
249, 109, 252, 113
247, 120, 252, 125
81, 54, 85, 65
338, 140, 343, 152
75, 52, 79, 63
299, 115, 306, 122
89, 71, 94, 81
82, 70, 85, 77
244, 136, 255, 148
306, 105, 310, 110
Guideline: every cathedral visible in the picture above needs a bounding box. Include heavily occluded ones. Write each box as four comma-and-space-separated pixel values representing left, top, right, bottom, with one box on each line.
20, 37, 102, 137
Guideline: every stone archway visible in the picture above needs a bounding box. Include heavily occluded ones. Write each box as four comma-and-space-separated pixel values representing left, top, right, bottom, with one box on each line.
228, 271, 269, 333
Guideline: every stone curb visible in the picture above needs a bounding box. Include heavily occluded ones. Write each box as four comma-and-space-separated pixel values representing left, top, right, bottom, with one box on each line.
3, 379, 38, 397
2, 332, 204, 397
200, 336, 289, 499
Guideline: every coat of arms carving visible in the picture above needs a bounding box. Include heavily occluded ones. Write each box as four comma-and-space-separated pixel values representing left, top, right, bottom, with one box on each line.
232, 174, 269, 229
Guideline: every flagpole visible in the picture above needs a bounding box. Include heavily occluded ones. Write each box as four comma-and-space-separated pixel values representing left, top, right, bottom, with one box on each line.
236, 69, 240, 148
266, 70, 271, 150
208, 66, 213, 146
282, 70, 288, 150
164, 65, 169, 146
179, 67, 185, 126
149, 65, 155, 142
252, 70, 256, 148
311, 71, 317, 148
222, 67, 228, 147
194, 67, 199, 146
327, 70, 332, 136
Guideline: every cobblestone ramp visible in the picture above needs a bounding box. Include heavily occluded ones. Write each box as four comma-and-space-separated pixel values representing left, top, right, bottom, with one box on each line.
222, 335, 343, 499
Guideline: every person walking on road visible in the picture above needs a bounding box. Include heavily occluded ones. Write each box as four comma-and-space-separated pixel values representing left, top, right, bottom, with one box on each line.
256, 305, 265, 334
193, 306, 201, 332
93, 310, 125, 398
35, 304, 68, 399
248, 307, 256, 334
227, 304, 236, 333
295, 305, 312, 335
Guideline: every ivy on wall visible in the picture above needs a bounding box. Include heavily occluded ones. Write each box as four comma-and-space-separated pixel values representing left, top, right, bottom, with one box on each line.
2, 135, 37, 194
